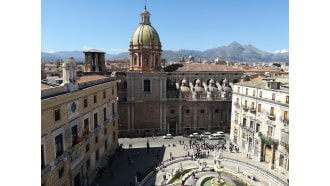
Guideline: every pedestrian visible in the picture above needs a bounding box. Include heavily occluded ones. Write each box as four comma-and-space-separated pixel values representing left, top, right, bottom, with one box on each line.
192, 171, 195, 179
163, 174, 166, 180
247, 153, 249, 158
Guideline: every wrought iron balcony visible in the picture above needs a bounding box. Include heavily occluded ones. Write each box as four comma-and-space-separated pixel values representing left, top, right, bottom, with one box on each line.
283, 119, 289, 125
249, 107, 256, 113
260, 134, 279, 145
41, 164, 52, 177
234, 102, 240, 108
243, 106, 249, 112
54, 152, 68, 166
268, 114, 276, 121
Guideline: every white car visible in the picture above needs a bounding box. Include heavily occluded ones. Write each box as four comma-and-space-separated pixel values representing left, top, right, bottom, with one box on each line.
163, 134, 173, 139
200, 132, 212, 138
216, 131, 224, 135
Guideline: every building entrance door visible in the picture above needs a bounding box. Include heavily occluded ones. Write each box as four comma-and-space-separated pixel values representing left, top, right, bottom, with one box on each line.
265, 145, 272, 163
169, 120, 176, 134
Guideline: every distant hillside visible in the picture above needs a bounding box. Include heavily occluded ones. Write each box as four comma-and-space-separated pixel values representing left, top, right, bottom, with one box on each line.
41, 42, 289, 62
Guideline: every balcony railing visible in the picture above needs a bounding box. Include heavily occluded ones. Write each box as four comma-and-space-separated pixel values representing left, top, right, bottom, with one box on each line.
260, 134, 279, 145
249, 107, 256, 113
243, 106, 249, 112
268, 114, 276, 121
54, 152, 68, 166
41, 164, 52, 177
283, 119, 289, 125
234, 102, 240, 108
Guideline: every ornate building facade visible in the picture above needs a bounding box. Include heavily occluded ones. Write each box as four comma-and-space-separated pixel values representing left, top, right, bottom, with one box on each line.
41, 57, 119, 186
117, 5, 245, 137
230, 76, 289, 175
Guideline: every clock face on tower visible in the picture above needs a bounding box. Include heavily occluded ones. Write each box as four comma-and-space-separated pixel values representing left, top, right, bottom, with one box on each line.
70, 102, 77, 113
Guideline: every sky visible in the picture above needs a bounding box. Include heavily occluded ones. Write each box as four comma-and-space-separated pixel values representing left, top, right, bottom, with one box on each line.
3, 1, 330, 185
41, 0, 289, 54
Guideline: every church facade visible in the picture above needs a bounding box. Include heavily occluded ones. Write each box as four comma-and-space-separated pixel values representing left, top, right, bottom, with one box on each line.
117, 5, 245, 137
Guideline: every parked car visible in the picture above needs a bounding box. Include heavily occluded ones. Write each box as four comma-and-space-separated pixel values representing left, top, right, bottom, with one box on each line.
216, 131, 224, 135
163, 134, 173, 139
209, 133, 225, 140
200, 132, 212, 138
189, 133, 199, 138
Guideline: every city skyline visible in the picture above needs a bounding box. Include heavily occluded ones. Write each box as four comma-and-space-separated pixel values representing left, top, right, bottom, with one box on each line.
41, 0, 288, 54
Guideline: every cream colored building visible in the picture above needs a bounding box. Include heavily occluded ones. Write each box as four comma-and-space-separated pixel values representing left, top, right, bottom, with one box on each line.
230, 76, 289, 176
41, 57, 119, 186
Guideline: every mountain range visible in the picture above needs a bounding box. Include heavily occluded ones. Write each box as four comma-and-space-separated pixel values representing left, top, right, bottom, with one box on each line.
41, 42, 289, 63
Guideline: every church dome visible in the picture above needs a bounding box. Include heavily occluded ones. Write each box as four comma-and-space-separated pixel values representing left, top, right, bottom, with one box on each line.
131, 24, 161, 46
130, 5, 161, 47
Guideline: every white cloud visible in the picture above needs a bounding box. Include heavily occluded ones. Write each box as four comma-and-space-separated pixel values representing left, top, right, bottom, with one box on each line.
42, 49, 56, 53
273, 49, 289, 53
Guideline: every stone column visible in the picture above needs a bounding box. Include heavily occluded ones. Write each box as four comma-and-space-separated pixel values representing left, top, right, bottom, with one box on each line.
127, 104, 131, 132
179, 104, 182, 133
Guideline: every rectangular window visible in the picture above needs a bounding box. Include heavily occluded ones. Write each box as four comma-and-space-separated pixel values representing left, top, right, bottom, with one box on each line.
58, 166, 64, 178
244, 100, 248, 107
104, 127, 107, 135
113, 120, 115, 127
55, 134, 63, 158
251, 102, 255, 109
267, 126, 273, 138
113, 131, 116, 141
270, 107, 275, 115
103, 91, 106, 99
87, 158, 90, 170
259, 91, 263, 98
144, 80, 151, 92
256, 123, 260, 132
272, 93, 276, 101
112, 102, 115, 115
186, 109, 190, 114
86, 143, 89, 152
243, 118, 246, 127
54, 109, 61, 121
71, 125, 78, 146
94, 95, 97, 104
215, 109, 219, 113
286, 96, 289, 104
237, 87, 240, 93
253, 90, 256, 96
84, 118, 89, 133
245, 88, 248, 95
112, 88, 114, 95
170, 109, 175, 114
236, 97, 239, 104
84, 98, 88, 108
41, 145, 45, 169
258, 104, 262, 113
95, 136, 98, 143
103, 107, 107, 121
96, 149, 99, 161
249, 121, 254, 128
200, 109, 205, 114
105, 141, 108, 150
284, 111, 288, 120
94, 112, 98, 129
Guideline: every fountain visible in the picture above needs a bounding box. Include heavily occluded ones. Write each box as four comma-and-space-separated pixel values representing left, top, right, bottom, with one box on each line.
211, 148, 226, 186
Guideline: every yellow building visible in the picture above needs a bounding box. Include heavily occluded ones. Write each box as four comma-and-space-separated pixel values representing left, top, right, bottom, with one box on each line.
41, 57, 119, 186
